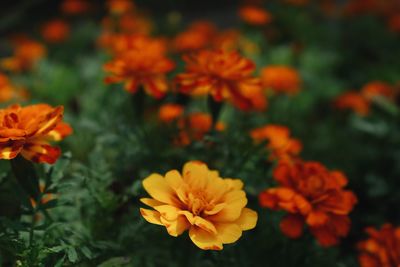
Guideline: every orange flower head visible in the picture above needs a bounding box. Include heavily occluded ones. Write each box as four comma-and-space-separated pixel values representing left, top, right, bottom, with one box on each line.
107, 0, 135, 15
172, 21, 217, 53
61, 0, 90, 15
104, 35, 175, 98
261, 66, 301, 95
1, 39, 46, 72
175, 49, 267, 111
259, 160, 357, 247
0, 104, 72, 164
357, 224, 400, 267
238, 6, 272, 25
361, 81, 394, 101
335, 91, 370, 116
0, 73, 28, 102
158, 104, 184, 123
140, 161, 258, 250
41, 19, 70, 43
250, 124, 302, 161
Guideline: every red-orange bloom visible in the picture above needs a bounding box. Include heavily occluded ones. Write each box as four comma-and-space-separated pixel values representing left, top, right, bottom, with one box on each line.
1, 39, 46, 72
261, 66, 301, 95
388, 14, 400, 32
259, 160, 357, 247
172, 21, 217, 53
41, 19, 70, 43
361, 81, 395, 101
238, 6, 272, 25
0, 104, 72, 164
61, 0, 90, 15
250, 125, 302, 161
357, 224, 400, 267
158, 104, 184, 123
107, 0, 135, 15
334, 91, 370, 116
175, 49, 267, 111
104, 35, 175, 98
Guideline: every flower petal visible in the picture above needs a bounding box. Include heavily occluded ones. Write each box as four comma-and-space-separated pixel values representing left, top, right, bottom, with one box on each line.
215, 223, 243, 244
140, 208, 163, 225
280, 214, 304, 239
189, 226, 223, 250
160, 215, 190, 237
142, 173, 176, 205
235, 208, 258, 231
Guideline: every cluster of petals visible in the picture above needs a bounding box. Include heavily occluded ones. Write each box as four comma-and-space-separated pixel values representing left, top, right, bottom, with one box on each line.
40, 19, 70, 43
0, 104, 72, 164
261, 66, 301, 95
335, 81, 395, 116
175, 49, 267, 111
104, 35, 174, 98
259, 159, 357, 247
140, 161, 258, 250
357, 224, 400, 267
172, 21, 217, 53
250, 124, 302, 161
238, 6, 272, 25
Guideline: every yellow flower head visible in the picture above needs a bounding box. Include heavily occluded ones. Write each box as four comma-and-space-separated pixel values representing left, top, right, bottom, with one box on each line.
140, 161, 258, 250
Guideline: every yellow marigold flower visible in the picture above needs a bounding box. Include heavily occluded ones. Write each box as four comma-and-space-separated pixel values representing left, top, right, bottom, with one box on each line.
140, 161, 258, 250
0, 104, 72, 164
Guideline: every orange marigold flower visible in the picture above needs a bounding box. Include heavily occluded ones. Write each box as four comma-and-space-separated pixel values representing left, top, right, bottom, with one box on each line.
238, 6, 272, 25
361, 81, 395, 101
41, 19, 70, 43
1, 39, 46, 72
176, 112, 225, 146
158, 104, 184, 123
261, 66, 301, 95
172, 21, 217, 53
60, 0, 90, 15
259, 160, 357, 247
0, 104, 72, 164
140, 161, 258, 250
175, 49, 267, 111
107, 0, 135, 15
104, 35, 175, 98
334, 91, 370, 116
0, 73, 28, 102
357, 224, 400, 267
250, 124, 302, 161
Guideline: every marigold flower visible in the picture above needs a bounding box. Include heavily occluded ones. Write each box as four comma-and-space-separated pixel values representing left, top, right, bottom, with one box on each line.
61, 0, 90, 15
140, 161, 258, 250
0, 39, 46, 72
238, 6, 272, 25
104, 35, 174, 98
261, 66, 301, 95
250, 125, 302, 161
259, 160, 357, 247
158, 104, 184, 123
107, 0, 135, 15
175, 49, 267, 111
0, 74, 28, 102
361, 81, 394, 101
172, 21, 217, 53
41, 19, 70, 43
357, 224, 400, 267
334, 91, 370, 116
0, 104, 72, 164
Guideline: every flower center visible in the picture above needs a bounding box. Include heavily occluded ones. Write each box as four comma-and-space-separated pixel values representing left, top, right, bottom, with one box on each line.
186, 189, 212, 216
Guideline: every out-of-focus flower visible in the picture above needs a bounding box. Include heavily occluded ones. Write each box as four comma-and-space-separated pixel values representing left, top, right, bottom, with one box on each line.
357, 224, 400, 267
1, 39, 46, 72
104, 35, 175, 98
41, 19, 70, 43
60, 0, 90, 15
175, 49, 267, 111
172, 21, 217, 53
0, 104, 72, 164
140, 161, 258, 250
158, 104, 184, 123
261, 66, 301, 95
0, 74, 28, 102
107, 0, 135, 15
238, 6, 272, 25
250, 125, 302, 161
213, 29, 241, 51
361, 81, 394, 101
176, 112, 225, 146
388, 14, 400, 32
259, 160, 357, 247
334, 91, 370, 116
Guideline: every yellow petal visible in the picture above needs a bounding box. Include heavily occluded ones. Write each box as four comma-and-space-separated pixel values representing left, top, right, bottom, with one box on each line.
154, 205, 180, 221
160, 216, 190, 237
225, 179, 244, 190
178, 210, 195, 224
140, 208, 163, 225
204, 203, 226, 216
235, 208, 258, 231
165, 170, 183, 191
193, 216, 217, 234
142, 173, 176, 205
140, 198, 164, 208
209, 191, 247, 222
189, 226, 223, 250
215, 223, 242, 244
182, 161, 209, 189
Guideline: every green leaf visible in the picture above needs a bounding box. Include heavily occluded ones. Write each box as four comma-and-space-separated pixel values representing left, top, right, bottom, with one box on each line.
10, 156, 40, 199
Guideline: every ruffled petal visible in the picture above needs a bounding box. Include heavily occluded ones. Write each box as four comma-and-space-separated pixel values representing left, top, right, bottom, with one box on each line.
189, 226, 222, 250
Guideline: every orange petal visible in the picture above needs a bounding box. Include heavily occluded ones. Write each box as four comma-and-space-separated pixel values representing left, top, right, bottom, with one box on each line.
280, 214, 304, 239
